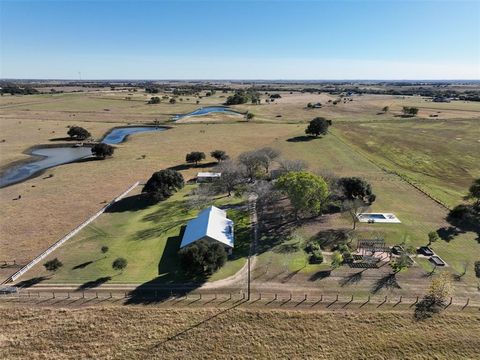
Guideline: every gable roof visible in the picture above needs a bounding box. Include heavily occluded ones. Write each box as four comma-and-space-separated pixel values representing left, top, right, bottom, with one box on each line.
180, 206, 234, 248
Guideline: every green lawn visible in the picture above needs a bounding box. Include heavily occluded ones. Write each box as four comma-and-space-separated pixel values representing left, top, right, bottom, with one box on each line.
22, 185, 250, 285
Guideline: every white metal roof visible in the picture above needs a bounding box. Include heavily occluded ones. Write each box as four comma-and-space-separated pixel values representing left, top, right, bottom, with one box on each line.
180, 206, 234, 248
197, 172, 221, 178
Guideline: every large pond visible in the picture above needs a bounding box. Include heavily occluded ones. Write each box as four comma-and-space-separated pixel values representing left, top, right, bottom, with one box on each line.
172, 106, 242, 120
0, 126, 166, 188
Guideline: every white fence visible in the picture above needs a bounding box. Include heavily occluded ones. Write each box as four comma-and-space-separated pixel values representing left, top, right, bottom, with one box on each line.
5, 181, 140, 283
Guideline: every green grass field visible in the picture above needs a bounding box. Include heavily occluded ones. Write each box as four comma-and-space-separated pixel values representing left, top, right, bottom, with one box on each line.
23, 185, 250, 285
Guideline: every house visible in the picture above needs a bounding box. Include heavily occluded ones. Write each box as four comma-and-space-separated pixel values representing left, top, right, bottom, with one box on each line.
196, 172, 221, 183
180, 206, 234, 253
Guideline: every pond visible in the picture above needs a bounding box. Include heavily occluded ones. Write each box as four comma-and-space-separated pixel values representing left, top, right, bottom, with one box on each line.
0, 126, 166, 188
172, 106, 243, 120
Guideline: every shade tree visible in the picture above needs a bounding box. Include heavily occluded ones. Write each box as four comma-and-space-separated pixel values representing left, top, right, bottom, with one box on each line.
142, 169, 185, 202
276, 171, 330, 221
210, 150, 228, 162
338, 177, 376, 204
186, 151, 206, 166
179, 240, 227, 276
305, 117, 332, 137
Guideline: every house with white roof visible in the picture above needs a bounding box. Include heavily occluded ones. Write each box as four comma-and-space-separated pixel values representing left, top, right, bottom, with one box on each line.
180, 206, 234, 253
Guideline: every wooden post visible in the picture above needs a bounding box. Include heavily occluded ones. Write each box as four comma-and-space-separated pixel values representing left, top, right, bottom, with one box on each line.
274, 293, 277, 301
52, 292, 55, 299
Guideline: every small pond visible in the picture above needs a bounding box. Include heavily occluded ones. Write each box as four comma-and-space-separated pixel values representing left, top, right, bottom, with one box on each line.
172, 106, 243, 120
0, 126, 166, 188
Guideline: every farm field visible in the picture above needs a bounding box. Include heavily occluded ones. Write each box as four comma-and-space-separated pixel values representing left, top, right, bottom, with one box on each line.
22, 185, 251, 285
1, 304, 479, 360
335, 119, 480, 208
1, 90, 479, 300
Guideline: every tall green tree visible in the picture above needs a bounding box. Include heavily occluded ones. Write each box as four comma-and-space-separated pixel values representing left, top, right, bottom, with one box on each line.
305, 117, 331, 137
276, 171, 330, 221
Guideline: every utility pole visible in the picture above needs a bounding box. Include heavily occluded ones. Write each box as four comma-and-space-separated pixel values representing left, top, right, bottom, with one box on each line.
247, 254, 251, 301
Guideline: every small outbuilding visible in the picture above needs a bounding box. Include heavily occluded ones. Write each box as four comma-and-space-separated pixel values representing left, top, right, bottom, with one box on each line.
196, 172, 221, 183
180, 206, 234, 253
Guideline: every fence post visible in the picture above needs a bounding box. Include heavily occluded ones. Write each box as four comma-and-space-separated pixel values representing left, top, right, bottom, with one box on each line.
336, 294, 339, 301
304, 294, 308, 301
52, 291, 55, 299
95, 291, 98, 299
274, 293, 277, 301
289, 293, 292, 301
351, 294, 354, 302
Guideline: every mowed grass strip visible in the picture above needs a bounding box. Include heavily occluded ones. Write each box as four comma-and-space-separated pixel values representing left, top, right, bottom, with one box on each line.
0, 305, 479, 360
22, 185, 250, 284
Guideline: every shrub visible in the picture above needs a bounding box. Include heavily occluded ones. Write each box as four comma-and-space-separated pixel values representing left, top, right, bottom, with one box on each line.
305, 242, 323, 264
44, 258, 63, 272
112, 257, 128, 272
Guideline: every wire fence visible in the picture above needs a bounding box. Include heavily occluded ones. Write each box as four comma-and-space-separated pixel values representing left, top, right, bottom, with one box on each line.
1, 289, 478, 311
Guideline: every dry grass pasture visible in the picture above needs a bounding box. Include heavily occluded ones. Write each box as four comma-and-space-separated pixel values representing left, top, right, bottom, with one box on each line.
0, 304, 479, 360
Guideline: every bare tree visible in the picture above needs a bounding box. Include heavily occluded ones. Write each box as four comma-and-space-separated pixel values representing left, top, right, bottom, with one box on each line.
257, 147, 281, 173
278, 158, 308, 174
238, 151, 264, 181
213, 160, 246, 196
345, 199, 368, 230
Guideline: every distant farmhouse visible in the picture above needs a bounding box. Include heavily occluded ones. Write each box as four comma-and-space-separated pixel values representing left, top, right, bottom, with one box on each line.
180, 206, 234, 253
196, 172, 221, 183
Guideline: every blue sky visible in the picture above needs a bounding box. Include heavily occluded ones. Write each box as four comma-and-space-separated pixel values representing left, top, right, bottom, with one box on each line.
1, 0, 479, 79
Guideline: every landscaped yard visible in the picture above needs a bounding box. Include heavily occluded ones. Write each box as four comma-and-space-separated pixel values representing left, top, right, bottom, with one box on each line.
20, 185, 251, 285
